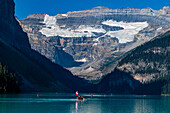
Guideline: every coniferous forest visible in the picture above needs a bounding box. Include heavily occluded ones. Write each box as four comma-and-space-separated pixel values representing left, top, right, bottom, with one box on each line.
119, 31, 170, 95
0, 63, 20, 93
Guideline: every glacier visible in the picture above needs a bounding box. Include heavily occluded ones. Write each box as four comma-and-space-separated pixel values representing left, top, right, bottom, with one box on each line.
102, 20, 149, 43
40, 14, 106, 38
40, 15, 148, 44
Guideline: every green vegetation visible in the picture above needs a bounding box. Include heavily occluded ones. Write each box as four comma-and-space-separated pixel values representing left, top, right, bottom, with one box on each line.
0, 63, 20, 93
134, 72, 170, 95
161, 73, 170, 94
117, 30, 170, 95
119, 31, 170, 67
98, 69, 139, 94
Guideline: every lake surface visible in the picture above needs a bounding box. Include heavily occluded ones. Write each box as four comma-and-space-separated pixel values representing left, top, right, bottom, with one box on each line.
0, 93, 170, 113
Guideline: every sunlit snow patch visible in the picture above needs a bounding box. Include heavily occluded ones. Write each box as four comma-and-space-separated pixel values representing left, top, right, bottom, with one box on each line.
40, 15, 105, 37
102, 20, 149, 43
61, 14, 68, 17
75, 58, 87, 62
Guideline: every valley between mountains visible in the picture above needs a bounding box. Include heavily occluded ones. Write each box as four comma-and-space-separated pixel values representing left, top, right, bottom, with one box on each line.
0, 0, 169, 94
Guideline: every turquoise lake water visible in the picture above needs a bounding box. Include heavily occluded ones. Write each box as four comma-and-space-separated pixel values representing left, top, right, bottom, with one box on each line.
0, 93, 170, 113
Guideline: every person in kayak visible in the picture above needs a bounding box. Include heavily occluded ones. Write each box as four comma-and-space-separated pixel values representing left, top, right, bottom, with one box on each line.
77, 96, 84, 99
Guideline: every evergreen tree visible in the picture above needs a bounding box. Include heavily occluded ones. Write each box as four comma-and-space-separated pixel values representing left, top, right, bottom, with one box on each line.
0, 62, 20, 93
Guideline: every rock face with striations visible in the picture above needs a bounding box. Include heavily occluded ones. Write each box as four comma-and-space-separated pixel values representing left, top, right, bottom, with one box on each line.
20, 6, 170, 81
0, 0, 91, 92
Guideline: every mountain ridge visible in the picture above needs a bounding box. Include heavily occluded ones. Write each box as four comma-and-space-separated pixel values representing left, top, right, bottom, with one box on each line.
117, 30, 170, 82
26, 6, 170, 19
1, 0, 169, 95
20, 5, 169, 80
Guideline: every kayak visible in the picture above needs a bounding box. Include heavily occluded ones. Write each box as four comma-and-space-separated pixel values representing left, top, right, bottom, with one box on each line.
77, 96, 85, 100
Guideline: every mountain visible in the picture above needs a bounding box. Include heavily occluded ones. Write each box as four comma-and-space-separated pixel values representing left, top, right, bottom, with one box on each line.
96, 68, 140, 94
20, 6, 170, 81
117, 30, 170, 82
116, 30, 170, 94
0, 0, 91, 93
0, 0, 146, 95
95, 30, 169, 94
2, 0, 169, 95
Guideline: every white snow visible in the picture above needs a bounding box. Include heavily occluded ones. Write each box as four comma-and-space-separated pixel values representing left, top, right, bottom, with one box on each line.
40, 15, 105, 38
43, 14, 56, 27
157, 27, 162, 31
75, 58, 87, 62
93, 43, 98, 46
40, 27, 95, 37
40, 15, 149, 44
102, 20, 149, 43
61, 14, 68, 17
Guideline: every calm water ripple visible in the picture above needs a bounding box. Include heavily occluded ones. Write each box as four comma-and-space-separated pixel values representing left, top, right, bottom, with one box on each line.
0, 93, 169, 113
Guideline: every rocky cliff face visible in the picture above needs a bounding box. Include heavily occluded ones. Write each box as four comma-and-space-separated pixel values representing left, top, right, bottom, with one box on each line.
0, 0, 30, 49
159, 6, 170, 15
20, 6, 170, 81
0, 0, 91, 92
63, 7, 156, 17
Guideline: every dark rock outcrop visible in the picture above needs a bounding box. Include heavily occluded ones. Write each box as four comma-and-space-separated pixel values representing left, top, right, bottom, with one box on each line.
0, 0, 30, 49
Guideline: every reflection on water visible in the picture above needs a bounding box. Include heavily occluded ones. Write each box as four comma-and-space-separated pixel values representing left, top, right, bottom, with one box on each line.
75, 100, 85, 113
76, 101, 78, 113
0, 93, 170, 113
133, 96, 170, 113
